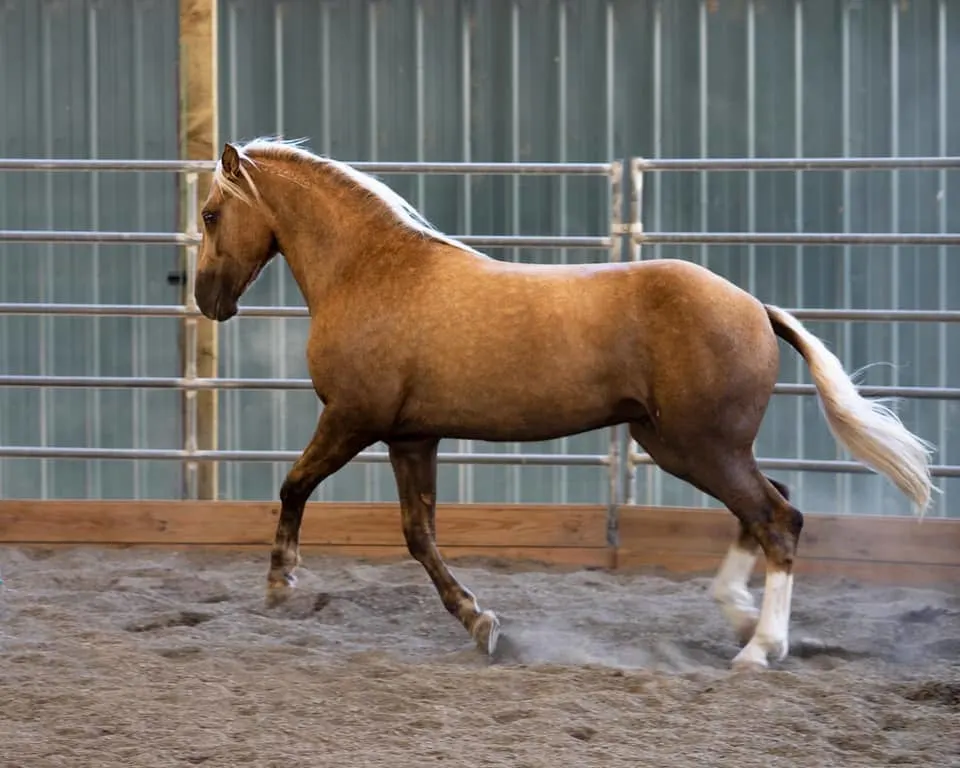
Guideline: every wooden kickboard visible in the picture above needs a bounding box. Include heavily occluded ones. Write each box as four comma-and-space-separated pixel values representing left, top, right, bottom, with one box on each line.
0, 500, 610, 549
616, 505, 960, 567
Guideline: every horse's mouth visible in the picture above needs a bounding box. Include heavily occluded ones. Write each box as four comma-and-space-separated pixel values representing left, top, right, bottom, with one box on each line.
211, 297, 238, 322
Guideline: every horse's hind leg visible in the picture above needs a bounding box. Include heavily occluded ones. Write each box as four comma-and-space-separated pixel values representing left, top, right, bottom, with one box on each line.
631, 423, 802, 667
709, 478, 791, 645
632, 423, 762, 642
697, 457, 802, 668
387, 437, 501, 655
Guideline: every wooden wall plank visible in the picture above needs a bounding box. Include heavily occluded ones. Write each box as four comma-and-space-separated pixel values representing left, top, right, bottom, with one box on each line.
613, 550, 960, 587
0, 501, 609, 549
2, 501, 957, 586
617, 505, 960, 567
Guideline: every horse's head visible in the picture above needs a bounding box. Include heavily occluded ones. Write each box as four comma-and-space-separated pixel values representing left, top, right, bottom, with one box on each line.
195, 142, 278, 322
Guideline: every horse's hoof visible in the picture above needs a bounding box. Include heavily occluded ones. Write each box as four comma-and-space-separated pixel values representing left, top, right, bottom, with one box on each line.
471, 610, 501, 656
731, 641, 769, 671
265, 573, 296, 608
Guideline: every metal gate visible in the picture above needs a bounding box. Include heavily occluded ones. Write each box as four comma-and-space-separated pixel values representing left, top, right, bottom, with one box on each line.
1, 155, 957, 517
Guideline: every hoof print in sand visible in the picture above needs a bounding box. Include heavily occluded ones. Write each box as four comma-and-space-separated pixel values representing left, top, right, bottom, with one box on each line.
124, 611, 213, 633
491, 708, 535, 725
898, 606, 948, 624
155, 646, 205, 660
265, 591, 333, 620
566, 726, 597, 742
900, 681, 960, 708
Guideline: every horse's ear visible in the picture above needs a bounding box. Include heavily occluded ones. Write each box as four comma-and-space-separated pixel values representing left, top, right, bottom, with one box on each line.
220, 143, 241, 178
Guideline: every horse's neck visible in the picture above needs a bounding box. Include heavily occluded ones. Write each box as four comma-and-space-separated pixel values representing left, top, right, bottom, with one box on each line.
259, 165, 401, 314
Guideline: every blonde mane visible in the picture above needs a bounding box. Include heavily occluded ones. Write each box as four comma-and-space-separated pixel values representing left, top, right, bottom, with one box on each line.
212, 137, 482, 256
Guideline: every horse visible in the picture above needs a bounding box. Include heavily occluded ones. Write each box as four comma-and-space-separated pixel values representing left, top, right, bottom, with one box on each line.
194, 137, 934, 669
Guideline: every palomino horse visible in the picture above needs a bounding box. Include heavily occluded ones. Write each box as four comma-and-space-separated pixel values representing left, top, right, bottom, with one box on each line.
195, 138, 934, 669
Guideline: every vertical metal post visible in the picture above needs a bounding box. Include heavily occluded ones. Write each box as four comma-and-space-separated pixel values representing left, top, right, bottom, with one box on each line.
40, 5, 53, 499
557, 0, 569, 505
648, 0, 663, 507
272, 3, 287, 498
183, 172, 200, 500
508, 0, 521, 503
746, 0, 757, 297
225, 2, 240, 501
459, 2, 474, 503
793, 0, 806, 504
132, 5, 147, 500
605, 1, 615, 161
698, 0, 709, 274
697, 0, 710, 509
629, 159, 644, 264
87, 2, 103, 499
608, 160, 624, 538
414, 0, 426, 210
889, 0, 901, 416
840, 0, 852, 512
626, 158, 644, 507
936, 0, 948, 517
320, 3, 331, 156
364, 0, 379, 501
315, 0, 332, 501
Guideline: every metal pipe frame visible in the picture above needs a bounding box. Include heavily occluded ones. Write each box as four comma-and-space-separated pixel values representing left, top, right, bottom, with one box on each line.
0, 158, 612, 174
2, 376, 959, 402
631, 232, 960, 246
626, 152, 960, 495
632, 156, 960, 171
0, 156, 621, 488
3, 154, 959, 492
0, 231, 611, 250
0, 446, 610, 466
4, 304, 960, 323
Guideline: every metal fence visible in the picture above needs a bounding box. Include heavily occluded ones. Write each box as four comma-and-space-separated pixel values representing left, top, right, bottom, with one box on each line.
2, 0, 958, 516
1, 155, 958, 518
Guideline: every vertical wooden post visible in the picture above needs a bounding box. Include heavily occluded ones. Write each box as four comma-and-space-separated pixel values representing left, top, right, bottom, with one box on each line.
179, 0, 219, 500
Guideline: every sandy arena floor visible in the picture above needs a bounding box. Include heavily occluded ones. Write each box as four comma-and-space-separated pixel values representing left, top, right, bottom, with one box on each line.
0, 546, 957, 767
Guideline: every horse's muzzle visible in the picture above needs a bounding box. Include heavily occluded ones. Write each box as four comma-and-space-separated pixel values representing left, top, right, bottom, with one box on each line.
195, 268, 238, 322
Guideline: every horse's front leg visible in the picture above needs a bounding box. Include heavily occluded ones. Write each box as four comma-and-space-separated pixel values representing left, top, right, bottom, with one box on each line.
267, 408, 371, 605
387, 437, 501, 655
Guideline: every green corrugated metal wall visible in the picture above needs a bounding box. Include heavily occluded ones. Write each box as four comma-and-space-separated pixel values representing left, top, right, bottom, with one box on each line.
1, 0, 958, 517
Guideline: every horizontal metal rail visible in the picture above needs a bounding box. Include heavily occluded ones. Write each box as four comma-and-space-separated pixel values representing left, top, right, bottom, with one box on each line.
631, 452, 960, 479
632, 231, 960, 246
633, 156, 960, 171
2, 375, 959, 401
2, 303, 960, 324
0, 230, 196, 245
0, 446, 608, 466
773, 384, 960, 400
5, 156, 957, 174
1, 444, 954, 478
0, 158, 612, 175
0, 230, 610, 250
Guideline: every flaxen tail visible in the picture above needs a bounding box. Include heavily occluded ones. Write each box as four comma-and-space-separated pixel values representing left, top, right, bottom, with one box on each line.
765, 304, 936, 516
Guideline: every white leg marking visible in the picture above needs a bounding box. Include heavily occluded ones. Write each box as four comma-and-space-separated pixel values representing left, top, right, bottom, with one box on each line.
733, 568, 794, 668
710, 545, 759, 636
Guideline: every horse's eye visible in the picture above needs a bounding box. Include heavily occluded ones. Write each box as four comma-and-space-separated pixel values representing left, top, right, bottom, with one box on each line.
202, 210, 219, 226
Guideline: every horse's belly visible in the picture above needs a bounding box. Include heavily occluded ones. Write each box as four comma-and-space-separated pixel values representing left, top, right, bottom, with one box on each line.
403, 360, 637, 442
